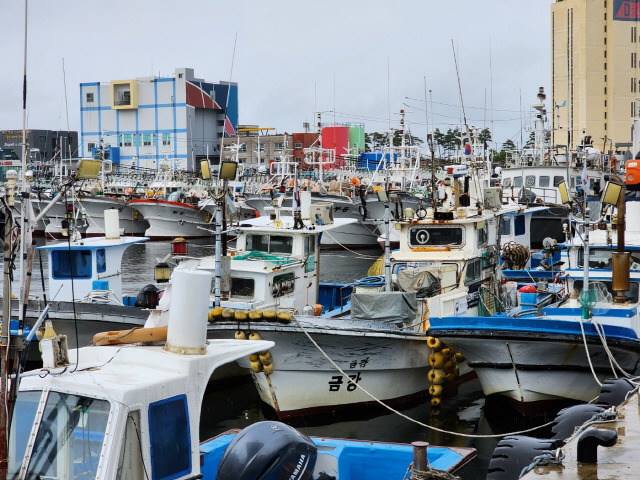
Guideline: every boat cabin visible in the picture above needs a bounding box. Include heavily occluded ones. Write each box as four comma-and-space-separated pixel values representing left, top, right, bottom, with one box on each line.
38, 236, 148, 304
182, 214, 353, 311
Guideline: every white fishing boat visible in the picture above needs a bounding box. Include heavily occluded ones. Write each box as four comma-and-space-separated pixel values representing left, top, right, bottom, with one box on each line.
428, 183, 640, 414
129, 197, 212, 239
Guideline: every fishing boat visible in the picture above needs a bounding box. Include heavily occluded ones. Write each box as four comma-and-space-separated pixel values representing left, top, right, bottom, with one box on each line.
5, 267, 476, 479
427, 182, 640, 413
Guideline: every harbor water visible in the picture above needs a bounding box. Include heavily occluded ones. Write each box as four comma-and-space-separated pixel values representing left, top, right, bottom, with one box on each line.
6, 238, 562, 480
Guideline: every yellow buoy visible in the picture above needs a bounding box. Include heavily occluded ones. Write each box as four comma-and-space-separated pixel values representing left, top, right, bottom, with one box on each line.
429, 384, 443, 397
259, 352, 272, 365
250, 360, 263, 373
276, 311, 292, 323
427, 336, 442, 351
263, 309, 277, 321
428, 368, 446, 385
234, 310, 249, 321
222, 308, 235, 319
248, 353, 259, 362
249, 332, 262, 341
455, 352, 465, 362
235, 331, 247, 340
263, 363, 274, 375
442, 347, 455, 359
445, 372, 456, 383
430, 396, 441, 407
249, 310, 263, 321
208, 307, 223, 322
428, 352, 446, 369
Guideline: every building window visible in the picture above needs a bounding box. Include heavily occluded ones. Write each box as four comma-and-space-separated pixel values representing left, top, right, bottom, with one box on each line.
604, 50, 607, 58
274, 142, 284, 150
604, 111, 607, 119
604, 62, 607, 70
604, 36, 607, 45
239, 143, 247, 152
88, 142, 96, 152
162, 133, 171, 146
124, 134, 132, 147
604, 99, 607, 107
605, 122, 607, 130
296, 157, 302, 163
633, 26, 637, 43
86, 92, 94, 103
295, 142, 302, 149
258, 144, 264, 151
143, 134, 151, 146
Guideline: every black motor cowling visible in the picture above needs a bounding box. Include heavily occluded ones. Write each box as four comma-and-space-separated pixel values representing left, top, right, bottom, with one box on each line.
216, 421, 317, 480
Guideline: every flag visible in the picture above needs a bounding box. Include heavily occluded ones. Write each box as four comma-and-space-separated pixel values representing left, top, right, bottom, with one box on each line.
581, 161, 589, 189
464, 143, 471, 155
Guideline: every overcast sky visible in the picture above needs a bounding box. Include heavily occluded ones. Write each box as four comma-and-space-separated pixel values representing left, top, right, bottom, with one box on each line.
2, 0, 553, 149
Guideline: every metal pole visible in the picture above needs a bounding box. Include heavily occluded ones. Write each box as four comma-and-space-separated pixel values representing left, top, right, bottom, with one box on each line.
384, 201, 391, 292
214, 194, 222, 307
0, 210, 13, 479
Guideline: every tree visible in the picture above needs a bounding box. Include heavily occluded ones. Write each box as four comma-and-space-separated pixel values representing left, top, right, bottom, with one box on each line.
502, 139, 516, 151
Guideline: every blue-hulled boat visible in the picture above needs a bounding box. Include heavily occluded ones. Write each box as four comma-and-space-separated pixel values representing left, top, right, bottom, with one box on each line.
428, 196, 640, 413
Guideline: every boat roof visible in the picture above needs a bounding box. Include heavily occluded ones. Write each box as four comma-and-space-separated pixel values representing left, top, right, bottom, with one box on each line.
18, 339, 273, 403
37, 236, 149, 251
563, 230, 640, 249
237, 215, 355, 233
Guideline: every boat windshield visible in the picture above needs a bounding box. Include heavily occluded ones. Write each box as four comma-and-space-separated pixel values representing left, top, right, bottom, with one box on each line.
8, 390, 111, 479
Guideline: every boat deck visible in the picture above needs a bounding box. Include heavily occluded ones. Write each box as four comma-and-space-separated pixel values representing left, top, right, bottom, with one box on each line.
521, 392, 640, 479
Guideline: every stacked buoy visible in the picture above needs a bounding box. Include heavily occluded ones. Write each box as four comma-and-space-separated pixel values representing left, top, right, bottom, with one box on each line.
207, 307, 292, 324
234, 331, 274, 375
427, 336, 463, 415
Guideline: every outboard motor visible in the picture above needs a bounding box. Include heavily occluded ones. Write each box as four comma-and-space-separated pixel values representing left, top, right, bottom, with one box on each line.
216, 421, 317, 480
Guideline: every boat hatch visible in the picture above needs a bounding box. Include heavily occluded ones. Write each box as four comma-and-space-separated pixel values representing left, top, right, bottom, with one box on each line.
9, 390, 110, 479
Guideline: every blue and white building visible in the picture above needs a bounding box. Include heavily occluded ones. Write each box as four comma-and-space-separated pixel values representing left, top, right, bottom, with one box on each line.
80, 67, 238, 172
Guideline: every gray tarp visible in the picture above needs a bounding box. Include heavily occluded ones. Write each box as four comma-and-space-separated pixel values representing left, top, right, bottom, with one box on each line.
395, 267, 441, 299
350, 291, 417, 326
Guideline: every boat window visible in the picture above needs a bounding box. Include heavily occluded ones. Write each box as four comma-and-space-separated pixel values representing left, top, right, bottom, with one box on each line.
272, 272, 295, 297
270, 235, 293, 254
571, 177, 576, 188
539, 176, 550, 187
525, 175, 536, 187
51, 250, 92, 279
231, 277, 255, 298
149, 395, 191, 480
477, 224, 488, 247
409, 226, 464, 247
22, 392, 110, 480
246, 234, 293, 255
8, 391, 42, 477
514, 215, 526, 236
553, 176, 565, 187
465, 258, 482, 285
573, 280, 639, 303
578, 249, 612, 269
513, 176, 522, 187
501, 217, 512, 236
96, 248, 106, 273
117, 410, 144, 480
304, 235, 316, 256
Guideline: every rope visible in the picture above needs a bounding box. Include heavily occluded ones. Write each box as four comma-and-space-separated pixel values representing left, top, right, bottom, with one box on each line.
292, 316, 556, 439
322, 230, 382, 258
411, 465, 461, 480
519, 449, 565, 478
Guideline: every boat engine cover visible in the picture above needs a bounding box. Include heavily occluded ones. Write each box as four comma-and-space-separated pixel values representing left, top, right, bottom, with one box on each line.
216, 421, 317, 480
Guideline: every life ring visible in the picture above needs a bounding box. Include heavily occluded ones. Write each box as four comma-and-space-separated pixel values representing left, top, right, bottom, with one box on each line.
373, 185, 383, 193
350, 177, 361, 187
147, 189, 155, 198
124, 187, 133, 196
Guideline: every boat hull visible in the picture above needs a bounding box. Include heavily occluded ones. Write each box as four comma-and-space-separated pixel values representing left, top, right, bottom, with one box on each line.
130, 199, 212, 239
207, 316, 430, 419
429, 314, 640, 412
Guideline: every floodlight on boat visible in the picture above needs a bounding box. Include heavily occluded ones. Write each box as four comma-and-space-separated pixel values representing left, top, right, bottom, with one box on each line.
376, 189, 389, 203
76, 158, 102, 179
601, 180, 623, 206
219, 160, 238, 180
558, 180, 571, 204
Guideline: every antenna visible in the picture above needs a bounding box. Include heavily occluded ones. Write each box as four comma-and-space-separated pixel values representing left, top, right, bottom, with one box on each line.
451, 39, 467, 127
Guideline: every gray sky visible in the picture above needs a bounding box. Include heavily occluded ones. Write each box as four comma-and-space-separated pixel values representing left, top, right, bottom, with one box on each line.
2, 0, 553, 150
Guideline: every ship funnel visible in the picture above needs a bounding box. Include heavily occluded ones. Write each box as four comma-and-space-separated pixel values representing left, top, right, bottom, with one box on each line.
164, 268, 213, 355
